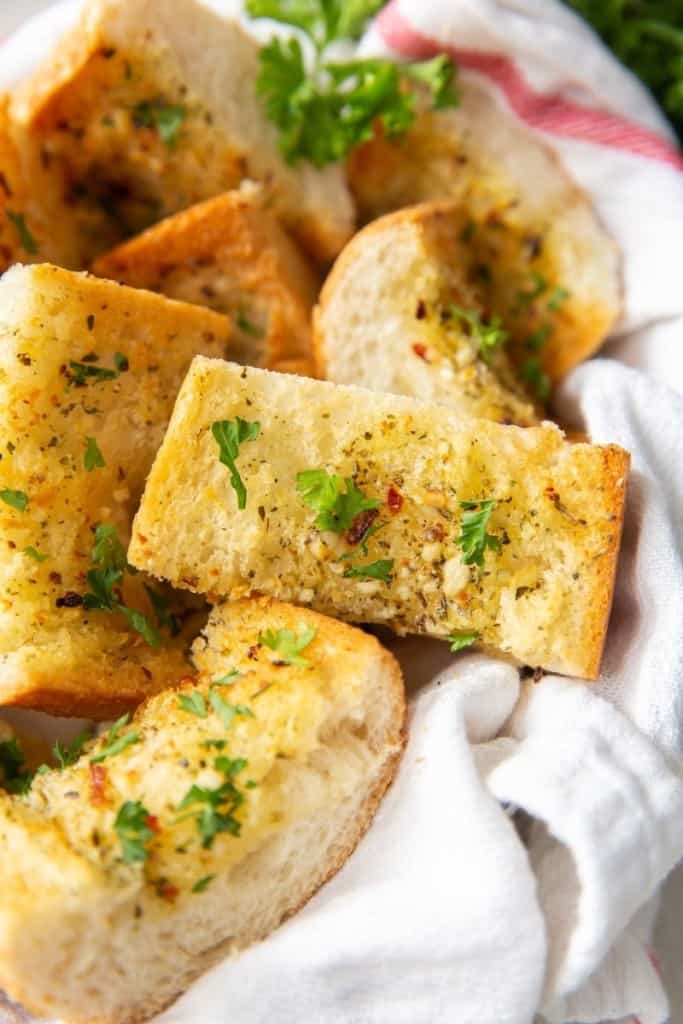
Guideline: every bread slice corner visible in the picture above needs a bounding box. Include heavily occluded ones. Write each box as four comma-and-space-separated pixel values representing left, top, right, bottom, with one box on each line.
93, 186, 319, 376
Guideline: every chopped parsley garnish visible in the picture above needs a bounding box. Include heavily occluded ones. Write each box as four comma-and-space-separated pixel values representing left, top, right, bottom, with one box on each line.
236, 311, 263, 337
84, 436, 105, 471
53, 729, 92, 769
521, 356, 552, 403
7, 210, 38, 254
115, 800, 155, 864
0, 489, 28, 512
178, 691, 208, 718
144, 584, 181, 637
68, 358, 120, 387
297, 470, 379, 533
259, 625, 317, 666
132, 100, 187, 148
177, 756, 248, 848
114, 352, 129, 373
457, 500, 501, 569
90, 713, 140, 763
213, 670, 241, 687
246, 0, 458, 166
343, 558, 394, 583
208, 688, 254, 731
515, 271, 548, 310
23, 546, 47, 562
448, 306, 508, 363
547, 286, 570, 311
192, 875, 216, 893
82, 524, 162, 648
524, 324, 553, 352
211, 418, 261, 510
448, 630, 480, 653
0, 739, 32, 794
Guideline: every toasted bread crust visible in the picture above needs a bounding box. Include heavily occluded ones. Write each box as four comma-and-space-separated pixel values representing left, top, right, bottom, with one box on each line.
93, 189, 319, 376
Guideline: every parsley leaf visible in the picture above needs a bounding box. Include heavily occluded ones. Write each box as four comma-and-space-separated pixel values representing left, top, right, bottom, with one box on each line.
177, 756, 248, 848
457, 500, 501, 569
0, 489, 28, 512
53, 729, 92, 769
448, 306, 508, 363
297, 470, 379, 533
236, 310, 263, 337
247, 3, 458, 166
144, 584, 180, 637
209, 688, 254, 730
342, 558, 394, 583
0, 739, 32, 794
405, 55, 460, 109
90, 713, 140, 763
547, 286, 570, 312
178, 691, 208, 718
192, 874, 215, 893
520, 356, 551, 403
211, 418, 261, 510
82, 525, 162, 647
67, 358, 119, 387
115, 800, 155, 863
7, 211, 38, 255
515, 271, 548, 309
448, 630, 480, 653
246, 0, 384, 50
133, 101, 187, 148
84, 436, 105, 471
23, 546, 47, 562
259, 625, 317, 666
213, 670, 241, 686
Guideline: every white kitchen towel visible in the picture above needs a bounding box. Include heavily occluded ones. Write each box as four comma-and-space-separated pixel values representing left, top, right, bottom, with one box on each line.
1, 3, 683, 1024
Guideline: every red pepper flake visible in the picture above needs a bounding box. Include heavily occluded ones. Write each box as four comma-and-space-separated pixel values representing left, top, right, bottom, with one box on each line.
424, 522, 445, 542
156, 881, 179, 903
412, 343, 430, 362
247, 644, 261, 660
387, 486, 403, 513
346, 507, 379, 546
88, 763, 107, 806
145, 815, 161, 833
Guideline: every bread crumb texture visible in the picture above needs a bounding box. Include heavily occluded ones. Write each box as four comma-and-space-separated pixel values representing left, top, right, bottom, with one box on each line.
0, 264, 231, 717
131, 359, 629, 679
0, 597, 404, 1024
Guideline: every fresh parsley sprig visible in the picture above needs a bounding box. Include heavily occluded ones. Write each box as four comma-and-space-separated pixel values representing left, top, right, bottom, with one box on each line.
246, 0, 459, 166
115, 800, 156, 864
448, 306, 508, 364
90, 713, 140, 764
457, 500, 501, 569
297, 469, 379, 533
343, 558, 393, 583
448, 630, 480, 653
259, 625, 317, 666
177, 756, 248, 848
212, 418, 261, 510
81, 524, 167, 648
0, 739, 32, 794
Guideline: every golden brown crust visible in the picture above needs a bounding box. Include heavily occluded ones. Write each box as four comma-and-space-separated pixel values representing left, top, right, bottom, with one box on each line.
579, 445, 630, 679
93, 190, 319, 376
